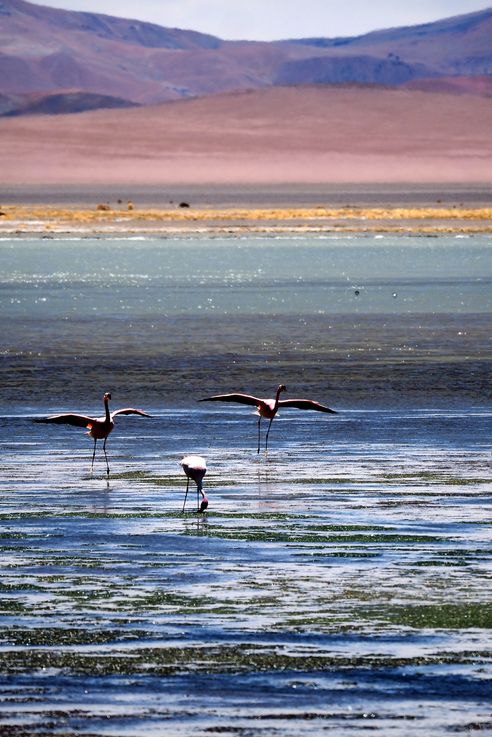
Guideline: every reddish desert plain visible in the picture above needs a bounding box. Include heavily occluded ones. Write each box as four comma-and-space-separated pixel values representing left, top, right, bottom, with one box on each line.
1, 85, 492, 234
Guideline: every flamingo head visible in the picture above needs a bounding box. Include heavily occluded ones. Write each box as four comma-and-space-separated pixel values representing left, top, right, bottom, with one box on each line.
277, 384, 287, 394
103, 392, 112, 401
199, 496, 209, 513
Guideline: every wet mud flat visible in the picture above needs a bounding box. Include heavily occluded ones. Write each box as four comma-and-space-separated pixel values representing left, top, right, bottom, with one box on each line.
0, 407, 491, 736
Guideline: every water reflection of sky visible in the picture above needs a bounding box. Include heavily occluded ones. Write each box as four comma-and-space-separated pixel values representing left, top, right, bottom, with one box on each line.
1, 235, 491, 317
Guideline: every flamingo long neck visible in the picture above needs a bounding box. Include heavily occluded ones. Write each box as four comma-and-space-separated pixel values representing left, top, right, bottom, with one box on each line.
104, 397, 111, 423
274, 386, 283, 412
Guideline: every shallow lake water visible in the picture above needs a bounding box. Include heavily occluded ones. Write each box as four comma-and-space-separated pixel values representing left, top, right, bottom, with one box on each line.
0, 234, 491, 735
0, 233, 491, 409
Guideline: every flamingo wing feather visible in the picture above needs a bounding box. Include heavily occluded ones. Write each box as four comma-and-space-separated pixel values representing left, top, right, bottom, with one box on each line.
110, 408, 152, 418
199, 393, 260, 407
278, 399, 337, 414
34, 413, 95, 427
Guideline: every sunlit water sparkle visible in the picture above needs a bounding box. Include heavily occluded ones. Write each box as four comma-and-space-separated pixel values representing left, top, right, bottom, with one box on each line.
0, 234, 491, 735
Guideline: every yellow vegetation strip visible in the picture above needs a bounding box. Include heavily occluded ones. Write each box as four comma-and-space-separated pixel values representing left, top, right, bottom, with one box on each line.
1, 205, 492, 234
1, 205, 492, 221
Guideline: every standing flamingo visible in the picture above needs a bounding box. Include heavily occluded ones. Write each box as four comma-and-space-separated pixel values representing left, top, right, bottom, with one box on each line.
199, 384, 336, 453
180, 455, 208, 512
35, 392, 151, 476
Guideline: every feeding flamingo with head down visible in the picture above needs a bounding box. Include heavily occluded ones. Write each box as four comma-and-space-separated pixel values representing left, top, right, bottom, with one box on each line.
180, 455, 208, 512
199, 384, 336, 453
35, 392, 151, 476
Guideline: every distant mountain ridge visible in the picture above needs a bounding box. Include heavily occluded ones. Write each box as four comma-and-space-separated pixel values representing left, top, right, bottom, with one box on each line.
1, 0, 491, 115
285, 7, 492, 76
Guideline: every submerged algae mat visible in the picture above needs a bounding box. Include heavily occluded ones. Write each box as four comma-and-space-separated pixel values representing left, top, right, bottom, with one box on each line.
0, 407, 491, 736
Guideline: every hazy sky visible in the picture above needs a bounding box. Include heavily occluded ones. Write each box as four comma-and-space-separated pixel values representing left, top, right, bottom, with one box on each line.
28, 0, 491, 40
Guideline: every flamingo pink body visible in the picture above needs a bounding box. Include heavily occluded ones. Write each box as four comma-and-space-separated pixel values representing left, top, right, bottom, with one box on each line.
35, 392, 151, 475
180, 455, 208, 512
200, 384, 336, 452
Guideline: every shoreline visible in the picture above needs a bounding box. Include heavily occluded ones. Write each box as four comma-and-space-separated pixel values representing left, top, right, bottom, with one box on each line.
2, 182, 492, 206
1, 203, 492, 237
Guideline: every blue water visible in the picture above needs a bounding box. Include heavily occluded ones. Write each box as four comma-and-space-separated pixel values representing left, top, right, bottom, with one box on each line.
1, 234, 491, 318
1, 234, 491, 410
0, 234, 491, 735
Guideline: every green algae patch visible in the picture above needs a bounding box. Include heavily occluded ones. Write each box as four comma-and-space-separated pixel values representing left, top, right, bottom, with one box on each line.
129, 590, 221, 612
290, 477, 361, 485
366, 603, 492, 629
0, 581, 41, 592
0, 599, 29, 613
0, 644, 487, 677
380, 472, 491, 486
3, 627, 150, 647
104, 470, 152, 480
194, 527, 440, 545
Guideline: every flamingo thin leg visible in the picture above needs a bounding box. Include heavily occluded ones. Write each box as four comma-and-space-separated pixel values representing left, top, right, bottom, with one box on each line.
91, 439, 97, 472
182, 477, 190, 512
257, 416, 261, 454
103, 437, 110, 476
265, 417, 274, 453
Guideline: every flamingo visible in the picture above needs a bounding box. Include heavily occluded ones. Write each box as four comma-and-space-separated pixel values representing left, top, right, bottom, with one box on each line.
180, 455, 208, 512
35, 392, 151, 476
199, 384, 336, 453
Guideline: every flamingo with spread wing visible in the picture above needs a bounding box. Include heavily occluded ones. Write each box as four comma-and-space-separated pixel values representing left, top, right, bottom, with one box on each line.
199, 384, 336, 453
35, 392, 151, 475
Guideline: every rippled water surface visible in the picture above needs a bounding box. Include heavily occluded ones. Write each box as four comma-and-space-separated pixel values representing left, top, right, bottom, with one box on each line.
1, 234, 491, 409
0, 234, 491, 735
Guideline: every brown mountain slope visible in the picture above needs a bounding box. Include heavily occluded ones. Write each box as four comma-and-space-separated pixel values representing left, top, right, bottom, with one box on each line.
1, 86, 491, 186
1, 0, 492, 114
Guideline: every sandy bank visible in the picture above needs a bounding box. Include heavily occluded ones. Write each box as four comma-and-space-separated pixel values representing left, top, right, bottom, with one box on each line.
1, 203, 491, 237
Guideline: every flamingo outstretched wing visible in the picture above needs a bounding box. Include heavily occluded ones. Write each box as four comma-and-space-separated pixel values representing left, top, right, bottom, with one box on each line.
278, 399, 337, 414
110, 408, 152, 419
34, 413, 94, 427
199, 393, 261, 407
